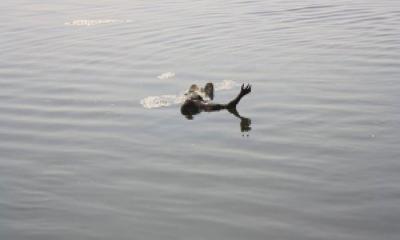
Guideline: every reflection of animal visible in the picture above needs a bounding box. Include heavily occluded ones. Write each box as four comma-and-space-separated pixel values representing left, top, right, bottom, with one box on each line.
181, 82, 252, 133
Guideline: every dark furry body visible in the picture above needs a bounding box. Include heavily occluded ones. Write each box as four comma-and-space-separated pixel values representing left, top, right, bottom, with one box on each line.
180, 82, 251, 120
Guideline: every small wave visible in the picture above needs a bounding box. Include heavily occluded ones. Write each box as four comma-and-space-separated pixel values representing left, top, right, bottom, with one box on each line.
140, 80, 240, 109
157, 72, 175, 80
64, 19, 132, 26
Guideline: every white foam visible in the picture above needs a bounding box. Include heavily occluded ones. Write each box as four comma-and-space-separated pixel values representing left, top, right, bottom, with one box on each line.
140, 80, 241, 109
140, 95, 186, 109
214, 79, 241, 90
157, 72, 175, 80
64, 19, 132, 26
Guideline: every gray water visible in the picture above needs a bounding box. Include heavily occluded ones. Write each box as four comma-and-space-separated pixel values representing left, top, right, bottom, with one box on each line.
1, 0, 400, 239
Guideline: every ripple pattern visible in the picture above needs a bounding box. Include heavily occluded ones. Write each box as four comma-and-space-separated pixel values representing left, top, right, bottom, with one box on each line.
1, 1, 400, 240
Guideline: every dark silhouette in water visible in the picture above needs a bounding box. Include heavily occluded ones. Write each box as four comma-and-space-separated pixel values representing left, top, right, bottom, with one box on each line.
181, 83, 252, 133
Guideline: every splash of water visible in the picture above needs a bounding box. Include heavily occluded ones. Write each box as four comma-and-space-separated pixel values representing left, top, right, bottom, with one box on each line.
157, 72, 175, 80
64, 19, 132, 26
140, 95, 186, 109
140, 80, 240, 109
214, 79, 241, 90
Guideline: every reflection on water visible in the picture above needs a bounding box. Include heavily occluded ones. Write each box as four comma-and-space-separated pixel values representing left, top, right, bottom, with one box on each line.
183, 106, 252, 134
228, 108, 252, 135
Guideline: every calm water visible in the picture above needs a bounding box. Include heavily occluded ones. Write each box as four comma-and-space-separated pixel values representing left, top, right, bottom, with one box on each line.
1, 0, 400, 239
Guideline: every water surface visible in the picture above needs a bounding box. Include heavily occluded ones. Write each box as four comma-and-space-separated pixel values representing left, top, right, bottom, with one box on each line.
1, 0, 400, 239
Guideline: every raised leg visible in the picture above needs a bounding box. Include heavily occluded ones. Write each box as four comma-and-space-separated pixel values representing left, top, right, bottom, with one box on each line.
227, 84, 251, 109
204, 82, 214, 100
